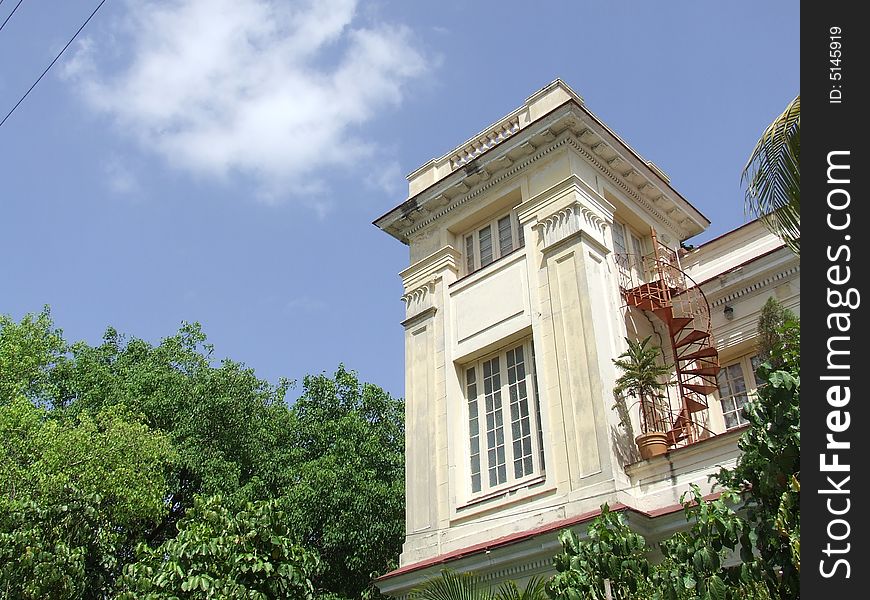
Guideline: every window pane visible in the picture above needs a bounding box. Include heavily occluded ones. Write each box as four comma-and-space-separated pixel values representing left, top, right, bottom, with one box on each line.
718, 360, 749, 429
498, 216, 513, 256
750, 355, 762, 372
517, 217, 525, 248
507, 345, 534, 479
631, 234, 644, 276
724, 411, 738, 429
467, 341, 544, 494
466, 367, 481, 493
465, 235, 476, 274
479, 225, 493, 266
612, 222, 627, 254
531, 341, 545, 470
483, 357, 506, 486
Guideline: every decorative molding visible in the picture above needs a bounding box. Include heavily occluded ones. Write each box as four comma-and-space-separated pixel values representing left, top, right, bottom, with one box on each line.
402, 279, 438, 321
449, 116, 521, 170
532, 201, 608, 250
708, 265, 800, 308
479, 557, 553, 582
403, 131, 575, 238
564, 137, 685, 238
401, 131, 687, 243
385, 105, 702, 243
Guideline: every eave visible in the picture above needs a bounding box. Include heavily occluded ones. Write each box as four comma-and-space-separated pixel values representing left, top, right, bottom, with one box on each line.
374, 82, 710, 245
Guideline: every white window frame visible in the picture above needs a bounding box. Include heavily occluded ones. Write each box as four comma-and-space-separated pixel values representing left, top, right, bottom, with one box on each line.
464, 340, 544, 498
463, 211, 524, 275
612, 220, 646, 283
716, 354, 762, 430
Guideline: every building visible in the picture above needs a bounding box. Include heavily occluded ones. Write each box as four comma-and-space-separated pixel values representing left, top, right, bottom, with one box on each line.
372, 80, 800, 596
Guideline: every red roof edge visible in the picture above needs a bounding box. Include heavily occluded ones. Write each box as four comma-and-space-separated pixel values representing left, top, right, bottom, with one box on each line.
376, 492, 722, 582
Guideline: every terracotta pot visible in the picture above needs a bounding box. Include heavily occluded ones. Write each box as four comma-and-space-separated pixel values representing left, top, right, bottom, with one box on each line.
635, 431, 669, 460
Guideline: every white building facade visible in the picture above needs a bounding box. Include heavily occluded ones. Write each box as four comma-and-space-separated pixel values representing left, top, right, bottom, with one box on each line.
373, 80, 800, 597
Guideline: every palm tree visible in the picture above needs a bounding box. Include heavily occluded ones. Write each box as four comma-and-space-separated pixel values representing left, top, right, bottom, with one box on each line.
742, 94, 800, 255
409, 569, 548, 600
612, 336, 672, 434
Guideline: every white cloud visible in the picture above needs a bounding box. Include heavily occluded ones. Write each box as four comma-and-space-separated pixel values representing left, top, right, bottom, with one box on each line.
65, 0, 428, 204
103, 157, 140, 196
364, 159, 403, 196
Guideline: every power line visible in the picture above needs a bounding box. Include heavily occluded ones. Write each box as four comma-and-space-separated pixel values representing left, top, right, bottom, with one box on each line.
0, 0, 26, 34
0, 0, 108, 129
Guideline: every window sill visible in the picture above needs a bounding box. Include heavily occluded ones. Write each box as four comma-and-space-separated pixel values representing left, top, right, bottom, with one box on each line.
456, 473, 547, 512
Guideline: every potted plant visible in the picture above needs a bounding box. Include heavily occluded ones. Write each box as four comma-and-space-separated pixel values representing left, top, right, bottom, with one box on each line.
612, 336, 672, 459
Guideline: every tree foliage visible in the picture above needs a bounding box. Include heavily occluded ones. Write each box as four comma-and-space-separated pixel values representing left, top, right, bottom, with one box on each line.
715, 315, 800, 598
0, 395, 175, 599
410, 569, 548, 600
282, 367, 405, 599
117, 495, 319, 600
0, 308, 405, 599
742, 95, 800, 255
549, 506, 650, 600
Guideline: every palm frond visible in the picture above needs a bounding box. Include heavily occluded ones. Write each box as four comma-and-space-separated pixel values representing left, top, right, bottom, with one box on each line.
495, 577, 548, 600
410, 569, 496, 600
742, 94, 800, 255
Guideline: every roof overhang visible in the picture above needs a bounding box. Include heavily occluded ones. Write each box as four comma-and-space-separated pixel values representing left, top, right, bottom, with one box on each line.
374, 81, 710, 245
374, 492, 728, 598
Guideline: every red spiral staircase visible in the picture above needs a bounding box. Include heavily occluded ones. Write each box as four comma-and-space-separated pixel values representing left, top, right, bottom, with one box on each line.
615, 230, 720, 448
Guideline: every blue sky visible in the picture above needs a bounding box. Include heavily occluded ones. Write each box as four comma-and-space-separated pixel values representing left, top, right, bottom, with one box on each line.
0, 1, 798, 399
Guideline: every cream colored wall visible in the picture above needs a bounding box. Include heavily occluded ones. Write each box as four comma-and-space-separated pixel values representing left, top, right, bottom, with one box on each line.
395, 141, 701, 566
379, 84, 801, 598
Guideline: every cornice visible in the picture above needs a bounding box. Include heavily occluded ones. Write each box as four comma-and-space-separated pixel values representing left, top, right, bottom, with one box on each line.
707, 265, 800, 308
400, 246, 461, 290
401, 125, 575, 239
386, 116, 696, 245
564, 136, 687, 239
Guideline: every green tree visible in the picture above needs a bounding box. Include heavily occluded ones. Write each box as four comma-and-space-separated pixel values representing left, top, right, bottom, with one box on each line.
742, 95, 800, 255
117, 495, 319, 599
0, 310, 406, 598
47, 322, 298, 543
0, 307, 66, 406
548, 506, 651, 600
715, 323, 800, 598
0, 398, 175, 599
282, 366, 405, 600
755, 297, 798, 370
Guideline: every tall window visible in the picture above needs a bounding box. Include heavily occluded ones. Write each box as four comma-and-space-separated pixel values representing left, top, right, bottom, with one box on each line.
465, 340, 544, 495
464, 211, 524, 275
612, 220, 645, 283
717, 354, 762, 429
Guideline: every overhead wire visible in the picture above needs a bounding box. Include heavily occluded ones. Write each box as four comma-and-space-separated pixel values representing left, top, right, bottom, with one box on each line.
0, 0, 108, 128
0, 0, 26, 34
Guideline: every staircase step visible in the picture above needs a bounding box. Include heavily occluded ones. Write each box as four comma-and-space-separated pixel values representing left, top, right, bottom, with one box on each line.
683, 383, 718, 395
668, 317, 694, 335
684, 395, 708, 413
682, 366, 720, 376
651, 306, 692, 333
652, 306, 673, 322
678, 347, 719, 361
674, 329, 711, 348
